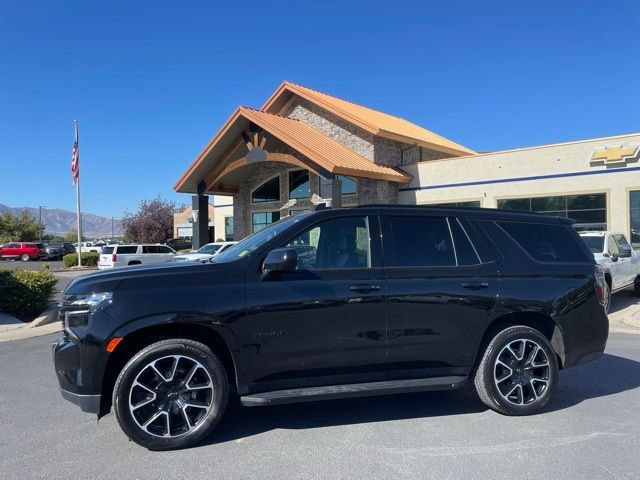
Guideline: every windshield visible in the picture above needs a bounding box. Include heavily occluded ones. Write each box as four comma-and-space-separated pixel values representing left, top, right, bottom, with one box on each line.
213, 213, 311, 263
196, 244, 222, 254
580, 235, 604, 253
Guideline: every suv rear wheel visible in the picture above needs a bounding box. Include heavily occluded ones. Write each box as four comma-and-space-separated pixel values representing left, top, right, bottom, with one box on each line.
20, 253, 30, 261
113, 338, 228, 450
474, 325, 558, 415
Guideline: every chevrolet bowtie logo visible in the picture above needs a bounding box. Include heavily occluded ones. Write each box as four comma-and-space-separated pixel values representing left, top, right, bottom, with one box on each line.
590, 144, 639, 166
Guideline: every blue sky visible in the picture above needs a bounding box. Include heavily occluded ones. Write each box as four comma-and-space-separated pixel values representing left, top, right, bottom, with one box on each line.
1, 0, 638, 218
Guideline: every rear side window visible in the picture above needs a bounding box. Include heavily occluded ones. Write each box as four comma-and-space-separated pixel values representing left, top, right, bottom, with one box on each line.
498, 221, 589, 262
158, 246, 174, 254
101, 247, 114, 254
116, 246, 138, 254
388, 216, 456, 267
449, 218, 480, 265
143, 245, 159, 254
26, 243, 35, 248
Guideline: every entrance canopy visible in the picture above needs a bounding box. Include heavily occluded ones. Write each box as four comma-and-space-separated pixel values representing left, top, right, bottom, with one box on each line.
174, 106, 412, 195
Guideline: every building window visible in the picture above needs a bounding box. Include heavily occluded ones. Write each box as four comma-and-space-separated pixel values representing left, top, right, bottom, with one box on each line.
289, 170, 310, 199
224, 216, 234, 241
252, 176, 280, 203
319, 175, 357, 198
429, 201, 481, 208
497, 193, 607, 231
630, 191, 640, 247
252, 211, 280, 233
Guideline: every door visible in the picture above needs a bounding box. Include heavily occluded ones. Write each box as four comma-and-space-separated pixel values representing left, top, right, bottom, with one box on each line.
4, 242, 20, 258
606, 235, 625, 289
381, 214, 499, 380
612, 234, 636, 287
245, 213, 387, 392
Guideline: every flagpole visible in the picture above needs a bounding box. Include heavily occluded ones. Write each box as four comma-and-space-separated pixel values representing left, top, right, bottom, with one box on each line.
74, 120, 83, 267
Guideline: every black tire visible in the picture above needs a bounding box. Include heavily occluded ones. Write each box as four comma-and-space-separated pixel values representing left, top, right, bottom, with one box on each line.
128, 261, 141, 266
474, 325, 559, 416
20, 253, 30, 262
633, 277, 640, 297
113, 338, 228, 450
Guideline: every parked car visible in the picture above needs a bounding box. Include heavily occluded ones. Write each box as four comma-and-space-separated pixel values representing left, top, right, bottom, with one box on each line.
45, 242, 76, 260
165, 238, 192, 251
0, 242, 47, 261
579, 231, 640, 312
172, 241, 237, 261
76, 242, 102, 253
98, 244, 177, 269
54, 205, 608, 450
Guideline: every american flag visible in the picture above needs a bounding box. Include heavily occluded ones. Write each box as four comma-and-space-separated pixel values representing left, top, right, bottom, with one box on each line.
71, 126, 79, 186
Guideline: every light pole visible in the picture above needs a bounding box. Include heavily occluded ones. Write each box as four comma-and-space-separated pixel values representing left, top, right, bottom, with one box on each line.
38, 206, 45, 242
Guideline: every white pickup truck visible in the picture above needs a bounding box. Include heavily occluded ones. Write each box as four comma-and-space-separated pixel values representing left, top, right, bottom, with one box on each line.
579, 231, 640, 312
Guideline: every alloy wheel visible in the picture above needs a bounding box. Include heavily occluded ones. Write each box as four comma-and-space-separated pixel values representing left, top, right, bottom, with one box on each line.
493, 338, 550, 406
128, 355, 214, 438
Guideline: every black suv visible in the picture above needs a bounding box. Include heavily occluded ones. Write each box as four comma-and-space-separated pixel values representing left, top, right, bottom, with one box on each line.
53, 206, 609, 450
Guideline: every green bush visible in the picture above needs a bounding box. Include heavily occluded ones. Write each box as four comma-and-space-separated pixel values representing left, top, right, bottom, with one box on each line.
0, 268, 57, 320
63, 252, 99, 268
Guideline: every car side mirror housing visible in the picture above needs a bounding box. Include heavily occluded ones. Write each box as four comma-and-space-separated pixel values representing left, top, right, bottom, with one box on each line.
619, 244, 632, 258
262, 248, 298, 279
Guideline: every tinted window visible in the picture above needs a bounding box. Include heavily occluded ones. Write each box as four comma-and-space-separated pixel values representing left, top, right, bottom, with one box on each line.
158, 246, 174, 254
449, 218, 480, 265
117, 246, 138, 254
388, 216, 455, 267
580, 236, 604, 253
143, 246, 158, 254
26, 243, 35, 248
252, 211, 280, 233
607, 236, 620, 255
101, 247, 114, 254
319, 175, 357, 197
289, 170, 310, 199
284, 216, 370, 269
252, 176, 280, 203
464, 219, 496, 263
498, 221, 589, 262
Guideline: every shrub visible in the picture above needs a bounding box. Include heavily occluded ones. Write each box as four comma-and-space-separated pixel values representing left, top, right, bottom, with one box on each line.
0, 268, 57, 320
63, 252, 99, 268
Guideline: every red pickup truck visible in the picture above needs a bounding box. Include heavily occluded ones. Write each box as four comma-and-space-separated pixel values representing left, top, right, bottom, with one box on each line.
0, 242, 47, 261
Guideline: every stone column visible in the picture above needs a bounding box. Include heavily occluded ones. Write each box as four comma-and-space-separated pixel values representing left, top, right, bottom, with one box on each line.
192, 182, 209, 249
331, 177, 342, 208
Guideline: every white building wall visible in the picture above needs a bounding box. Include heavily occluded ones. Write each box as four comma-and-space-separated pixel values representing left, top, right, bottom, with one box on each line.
399, 133, 640, 237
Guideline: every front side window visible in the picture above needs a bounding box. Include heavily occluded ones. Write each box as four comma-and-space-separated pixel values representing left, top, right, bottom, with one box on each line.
284, 216, 370, 269
607, 236, 620, 255
388, 216, 456, 267
252, 211, 281, 233
289, 170, 310, 199
252, 176, 280, 203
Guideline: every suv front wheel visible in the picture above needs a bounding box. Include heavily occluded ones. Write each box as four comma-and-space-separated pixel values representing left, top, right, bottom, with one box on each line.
113, 338, 228, 450
474, 326, 559, 415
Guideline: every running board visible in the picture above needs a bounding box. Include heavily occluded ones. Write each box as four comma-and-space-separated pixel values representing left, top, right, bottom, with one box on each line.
240, 376, 467, 407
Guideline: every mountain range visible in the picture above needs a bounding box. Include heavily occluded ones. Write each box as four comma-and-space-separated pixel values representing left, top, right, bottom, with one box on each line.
0, 204, 123, 238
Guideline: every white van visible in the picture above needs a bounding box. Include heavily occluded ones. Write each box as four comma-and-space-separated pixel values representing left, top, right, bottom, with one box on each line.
98, 244, 176, 269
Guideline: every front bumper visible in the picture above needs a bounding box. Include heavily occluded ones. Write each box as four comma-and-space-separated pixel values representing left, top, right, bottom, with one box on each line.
59, 389, 101, 413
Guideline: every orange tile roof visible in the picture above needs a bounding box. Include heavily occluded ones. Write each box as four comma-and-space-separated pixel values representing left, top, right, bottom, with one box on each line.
240, 107, 411, 183
174, 106, 412, 193
263, 81, 475, 156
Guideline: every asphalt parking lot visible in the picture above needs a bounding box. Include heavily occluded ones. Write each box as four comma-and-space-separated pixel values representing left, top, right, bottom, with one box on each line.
1, 332, 638, 480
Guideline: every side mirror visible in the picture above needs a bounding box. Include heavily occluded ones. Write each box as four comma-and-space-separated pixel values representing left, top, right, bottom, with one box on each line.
611, 253, 619, 262
619, 244, 632, 258
262, 248, 298, 278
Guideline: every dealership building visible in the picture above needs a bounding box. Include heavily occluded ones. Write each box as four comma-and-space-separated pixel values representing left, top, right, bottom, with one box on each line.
174, 81, 640, 247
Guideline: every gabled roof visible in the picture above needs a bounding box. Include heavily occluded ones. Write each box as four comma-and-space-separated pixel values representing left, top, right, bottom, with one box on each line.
174, 106, 412, 193
263, 81, 475, 156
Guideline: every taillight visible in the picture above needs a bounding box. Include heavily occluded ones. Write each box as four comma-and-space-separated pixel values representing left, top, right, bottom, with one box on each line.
112, 254, 116, 262
594, 264, 607, 306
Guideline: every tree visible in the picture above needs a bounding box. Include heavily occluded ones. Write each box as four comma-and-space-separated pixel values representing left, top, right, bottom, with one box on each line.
121, 196, 177, 244
64, 231, 86, 243
0, 211, 44, 243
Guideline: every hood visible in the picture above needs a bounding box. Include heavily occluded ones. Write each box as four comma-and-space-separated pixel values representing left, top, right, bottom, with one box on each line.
173, 253, 214, 261
64, 261, 214, 296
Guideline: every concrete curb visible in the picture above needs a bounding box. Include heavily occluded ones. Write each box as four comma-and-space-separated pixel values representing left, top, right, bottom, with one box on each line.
0, 322, 60, 342
25, 304, 59, 329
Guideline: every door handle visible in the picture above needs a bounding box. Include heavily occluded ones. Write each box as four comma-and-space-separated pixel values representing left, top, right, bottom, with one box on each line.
350, 284, 380, 293
461, 281, 489, 290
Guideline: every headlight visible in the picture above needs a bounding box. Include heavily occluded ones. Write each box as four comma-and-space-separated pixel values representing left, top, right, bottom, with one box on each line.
64, 292, 113, 312
62, 292, 113, 337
